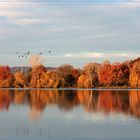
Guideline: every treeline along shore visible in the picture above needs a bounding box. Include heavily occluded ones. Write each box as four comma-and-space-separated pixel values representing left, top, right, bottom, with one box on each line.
0, 57, 140, 88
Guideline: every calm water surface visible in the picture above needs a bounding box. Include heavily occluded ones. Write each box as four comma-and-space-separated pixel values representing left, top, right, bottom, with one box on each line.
0, 89, 140, 139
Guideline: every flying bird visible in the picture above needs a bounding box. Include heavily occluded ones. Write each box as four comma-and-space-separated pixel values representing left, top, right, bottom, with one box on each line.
48, 50, 51, 53
38, 52, 43, 55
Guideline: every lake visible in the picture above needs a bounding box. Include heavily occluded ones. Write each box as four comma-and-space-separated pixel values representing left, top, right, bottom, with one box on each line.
0, 89, 140, 139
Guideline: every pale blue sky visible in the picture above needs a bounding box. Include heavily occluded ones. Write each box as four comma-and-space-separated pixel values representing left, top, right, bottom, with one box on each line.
0, 0, 140, 67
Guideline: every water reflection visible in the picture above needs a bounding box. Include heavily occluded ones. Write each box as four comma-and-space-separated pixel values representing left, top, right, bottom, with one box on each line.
0, 89, 140, 120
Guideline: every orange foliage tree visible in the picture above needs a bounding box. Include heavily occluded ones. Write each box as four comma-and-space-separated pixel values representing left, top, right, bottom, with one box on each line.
30, 65, 47, 88
129, 58, 140, 87
77, 75, 91, 88
39, 71, 66, 88
14, 71, 26, 88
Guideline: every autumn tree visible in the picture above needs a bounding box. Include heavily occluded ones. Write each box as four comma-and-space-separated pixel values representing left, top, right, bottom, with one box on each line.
129, 58, 140, 87
99, 62, 130, 86
99, 61, 111, 86
30, 65, 47, 88
83, 63, 100, 87
14, 71, 26, 88
0, 66, 13, 88
71, 69, 81, 87
72, 69, 81, 80
77, 75, 91, 88
24, 68, 32, 87
39, 71, 65, 88
57, 64, 76, 87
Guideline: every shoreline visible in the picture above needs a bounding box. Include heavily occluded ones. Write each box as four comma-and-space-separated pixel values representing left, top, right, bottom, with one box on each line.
0, 87, 140, 91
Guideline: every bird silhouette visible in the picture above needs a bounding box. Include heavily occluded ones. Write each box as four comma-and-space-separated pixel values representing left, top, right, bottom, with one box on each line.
38, 52, 43, 55
48, 50, 51, 53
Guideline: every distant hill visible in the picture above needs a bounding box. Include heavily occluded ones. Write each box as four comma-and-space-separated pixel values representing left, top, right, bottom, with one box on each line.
10, 66, 56, 74
10, 67, 31, 74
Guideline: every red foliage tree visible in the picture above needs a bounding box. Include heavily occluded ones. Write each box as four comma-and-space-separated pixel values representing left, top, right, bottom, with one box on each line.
99, 62, 130, 86
72, 69, 81, 80
0, 66, 12, 80
0, 66, 13, 87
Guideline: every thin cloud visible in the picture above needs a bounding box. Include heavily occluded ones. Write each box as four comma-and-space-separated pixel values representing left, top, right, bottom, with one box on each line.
80, 34, 114, 41
46, 25, 95, 32
0, 2, 69, 26
86, 1, 140, 14
64, 52, 140, 59
10, 18, 46, 25
117, 1, 140, 8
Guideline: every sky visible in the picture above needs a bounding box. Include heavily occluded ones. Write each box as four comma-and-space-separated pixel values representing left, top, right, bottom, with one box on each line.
0, 0, 140, 68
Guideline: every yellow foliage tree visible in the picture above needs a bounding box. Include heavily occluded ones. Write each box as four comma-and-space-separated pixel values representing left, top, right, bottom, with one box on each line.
77, 75, 91, 88
83, 63, 100, 87
130, 58, 140, 87
40, 71, 65, 88
30, 65, 47, 88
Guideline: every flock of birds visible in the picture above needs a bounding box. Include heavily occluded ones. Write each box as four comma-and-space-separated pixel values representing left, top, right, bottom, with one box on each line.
16, 50, 52, 58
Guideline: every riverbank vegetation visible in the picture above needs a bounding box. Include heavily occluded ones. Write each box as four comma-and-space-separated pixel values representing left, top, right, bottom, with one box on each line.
0, 57, 140, 88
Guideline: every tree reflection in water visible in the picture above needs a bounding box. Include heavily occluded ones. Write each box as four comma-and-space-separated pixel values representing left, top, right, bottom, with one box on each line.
0, 89, 140, 120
